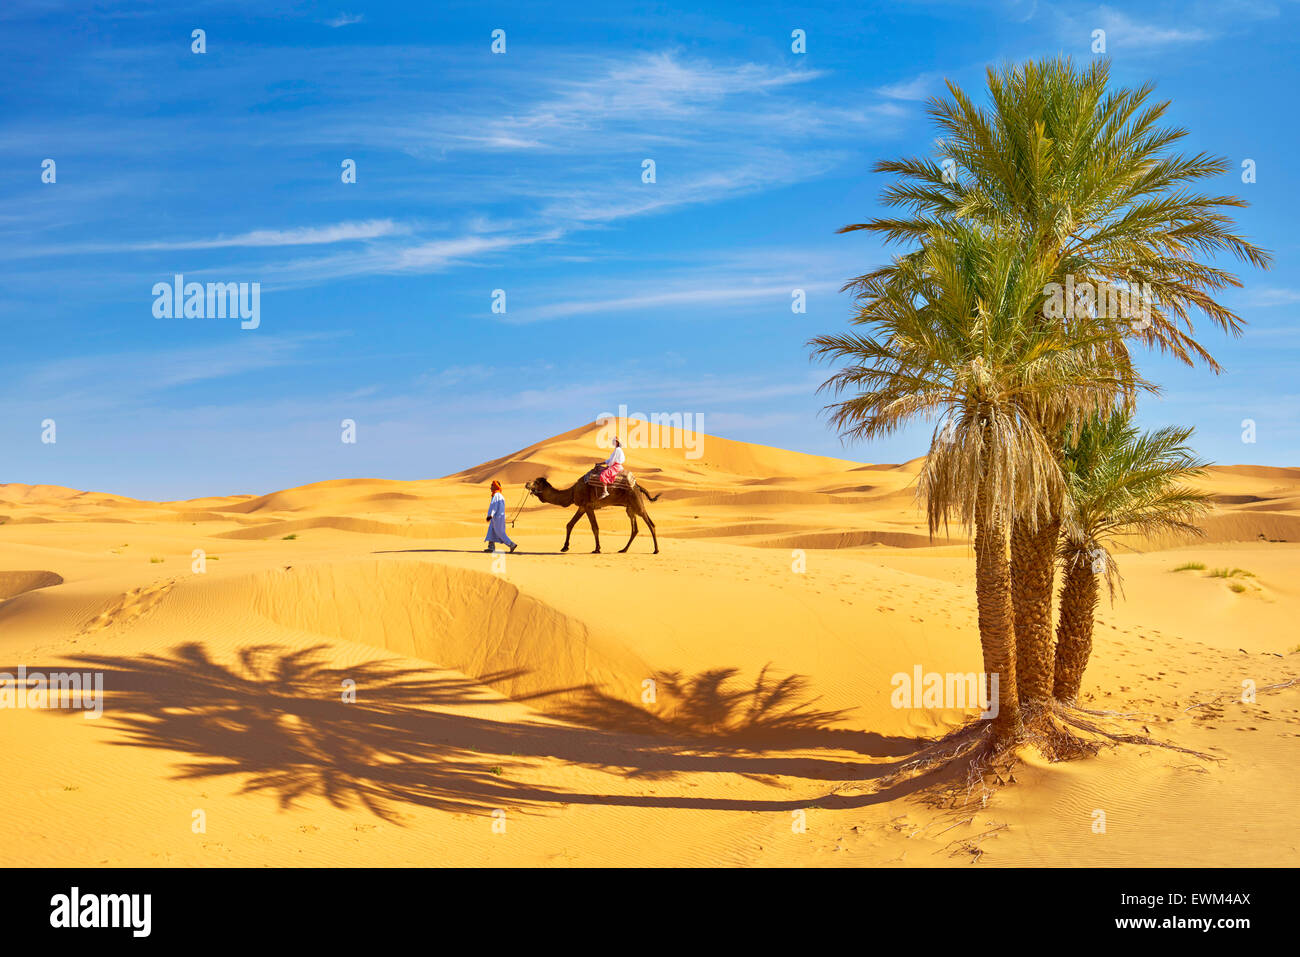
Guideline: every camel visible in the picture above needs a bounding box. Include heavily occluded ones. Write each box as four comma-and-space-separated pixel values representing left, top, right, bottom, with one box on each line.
525, 469, 660, 554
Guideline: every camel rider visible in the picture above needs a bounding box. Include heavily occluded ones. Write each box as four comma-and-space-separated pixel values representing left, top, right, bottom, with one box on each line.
484, 480, 518, 553
597, 438, 625, 499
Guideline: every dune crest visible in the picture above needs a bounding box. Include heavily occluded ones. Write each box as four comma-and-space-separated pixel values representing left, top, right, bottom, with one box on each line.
3, 421, 1296, 548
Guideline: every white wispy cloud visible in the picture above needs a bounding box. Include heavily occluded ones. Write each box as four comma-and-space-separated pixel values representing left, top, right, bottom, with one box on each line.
1068, 5, 1214, 48
325, 13, 364, 28
537, 52, 822, 120
152, 219, 406, 249
517, 280, 843, 323
876, 72, 939, 101
430, 52, 827, 156
525, 152, 844, 225
255, 227, 566, 285
420, 365, 497, 389
0, 49, 904, 291
495, 246, 861, 323
1247, 288, 1300, 307
14, 335, 328, 400
11, 220, 410, 259
345, 51, 865, 158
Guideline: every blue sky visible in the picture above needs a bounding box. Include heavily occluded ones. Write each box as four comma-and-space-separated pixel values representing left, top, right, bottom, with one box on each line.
1, 0, 1297, 499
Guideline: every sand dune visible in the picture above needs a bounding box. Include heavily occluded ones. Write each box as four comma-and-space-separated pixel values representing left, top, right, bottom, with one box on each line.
0, 569, 64, 601
1, 419, 1297, 866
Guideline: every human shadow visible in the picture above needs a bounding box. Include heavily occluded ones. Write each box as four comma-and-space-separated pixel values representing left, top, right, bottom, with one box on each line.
15, 644, 948, 821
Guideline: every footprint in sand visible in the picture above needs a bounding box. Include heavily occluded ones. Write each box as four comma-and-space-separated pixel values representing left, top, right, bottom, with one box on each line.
80, 578, 176, 635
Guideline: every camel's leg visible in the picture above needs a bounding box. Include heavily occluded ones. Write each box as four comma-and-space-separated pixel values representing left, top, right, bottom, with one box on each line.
620, 509, 638, 553
586, 508, 601, 553
639, 503, 659, 554
562, 508, 583, 552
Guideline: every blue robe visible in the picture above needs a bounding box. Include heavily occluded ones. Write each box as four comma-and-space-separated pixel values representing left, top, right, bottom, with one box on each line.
485, 491, 516, 548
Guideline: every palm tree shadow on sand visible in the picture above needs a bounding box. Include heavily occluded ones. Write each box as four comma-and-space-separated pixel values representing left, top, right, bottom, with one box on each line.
541, 666, 913, 761
22, 643, 960, 822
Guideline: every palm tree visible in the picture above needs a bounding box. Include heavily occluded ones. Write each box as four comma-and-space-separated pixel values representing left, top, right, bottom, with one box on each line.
841, 56, 1269, 706
810, 224, 1144, 745
1053, 412, 1211, 703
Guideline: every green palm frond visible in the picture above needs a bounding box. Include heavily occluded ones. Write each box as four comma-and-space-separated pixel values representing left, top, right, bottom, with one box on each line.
843, 56, 1270, 370
810, 225, 1149, 537
1058, 410, 1213, 598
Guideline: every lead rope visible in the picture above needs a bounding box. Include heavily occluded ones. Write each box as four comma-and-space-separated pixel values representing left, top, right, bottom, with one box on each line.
509, 487, 530, 527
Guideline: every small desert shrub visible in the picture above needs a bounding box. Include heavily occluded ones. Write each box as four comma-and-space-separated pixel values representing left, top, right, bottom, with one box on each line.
149, 557, 165, 564
282, 534, 298, 540
1173, 561, 1205, 572
1209, 567, 1253, 579
1229, 582, 1247, 593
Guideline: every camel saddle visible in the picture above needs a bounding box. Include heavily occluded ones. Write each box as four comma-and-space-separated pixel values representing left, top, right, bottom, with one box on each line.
585, 466, 637, 489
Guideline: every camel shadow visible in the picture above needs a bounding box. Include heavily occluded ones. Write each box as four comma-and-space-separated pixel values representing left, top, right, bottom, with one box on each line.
372, 548, 576, 557
15, 644, 950, 821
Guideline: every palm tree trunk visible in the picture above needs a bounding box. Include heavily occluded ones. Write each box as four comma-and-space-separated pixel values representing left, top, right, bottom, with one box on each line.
974, 489, 1022, 744
1011, 511, 1061, 704
1052, 555, 1099, 703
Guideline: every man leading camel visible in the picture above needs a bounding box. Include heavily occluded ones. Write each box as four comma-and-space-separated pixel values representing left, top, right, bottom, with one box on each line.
484, 480, 518, 553
596, 437, 625, 499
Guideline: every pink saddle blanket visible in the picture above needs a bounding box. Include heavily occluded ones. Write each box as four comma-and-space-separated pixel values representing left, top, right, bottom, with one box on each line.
585, 469, 636, 488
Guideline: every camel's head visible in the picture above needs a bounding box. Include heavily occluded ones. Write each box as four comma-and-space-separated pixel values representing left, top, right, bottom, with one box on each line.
525, 477, 551, 498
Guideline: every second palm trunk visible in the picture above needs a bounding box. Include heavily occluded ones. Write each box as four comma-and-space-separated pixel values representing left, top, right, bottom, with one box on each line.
1052, 558, 1099, 703
1011, 514, 1061, 704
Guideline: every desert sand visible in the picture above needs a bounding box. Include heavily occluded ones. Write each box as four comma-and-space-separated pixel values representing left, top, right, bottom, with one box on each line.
2, 420, 1297, 867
